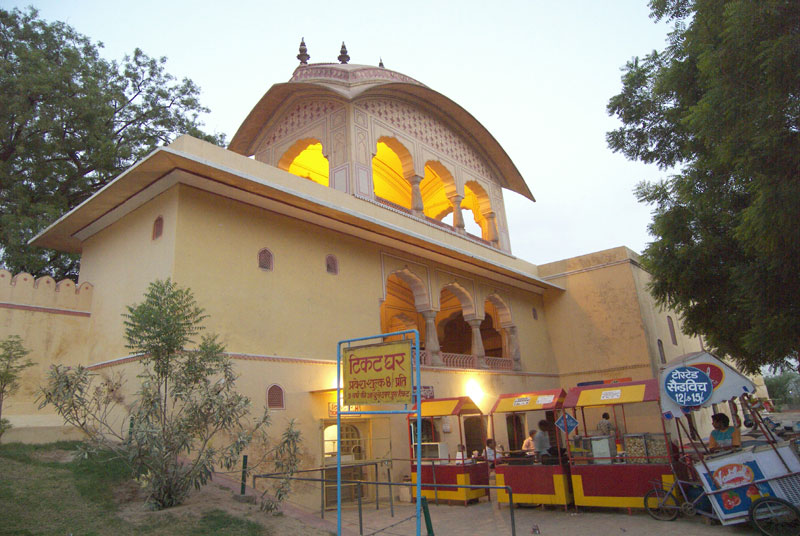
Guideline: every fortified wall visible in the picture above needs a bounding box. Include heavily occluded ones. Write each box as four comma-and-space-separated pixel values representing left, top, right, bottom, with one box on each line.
0, 270, 93, 442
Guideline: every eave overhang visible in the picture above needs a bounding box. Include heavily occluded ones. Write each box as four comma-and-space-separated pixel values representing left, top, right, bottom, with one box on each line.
31, 137, 559, 294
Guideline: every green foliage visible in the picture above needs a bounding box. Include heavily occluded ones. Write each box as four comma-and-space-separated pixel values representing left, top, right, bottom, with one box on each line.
0, 334, 33, 437
764, 371, 800, 410
0, 8, 225, 280
0, 442, 272, 534
607, 0, 800, 373
40, 280, 300, 510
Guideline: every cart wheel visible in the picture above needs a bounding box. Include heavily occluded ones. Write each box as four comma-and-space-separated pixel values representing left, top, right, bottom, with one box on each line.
749, 496, 800, 536
643, 488, 679, 521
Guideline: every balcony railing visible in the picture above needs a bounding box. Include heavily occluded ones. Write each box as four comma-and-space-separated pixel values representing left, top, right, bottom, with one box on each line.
418, 351, 514, 371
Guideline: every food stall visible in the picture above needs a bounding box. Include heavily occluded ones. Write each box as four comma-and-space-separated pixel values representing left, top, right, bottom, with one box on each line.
563, 379, 675, 508
408, 396, 489, 505
490, 389, 573, 507
659, 351, 800, 527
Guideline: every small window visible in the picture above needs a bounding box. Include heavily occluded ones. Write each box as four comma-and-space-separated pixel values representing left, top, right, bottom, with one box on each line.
267, 384, 284, 409
325, 254, 338, 275
531, 307, 538, 320
667, 316, 678, 345
152, 216, 163, 240
258, 248, 273, 271
658, 339, 666, 364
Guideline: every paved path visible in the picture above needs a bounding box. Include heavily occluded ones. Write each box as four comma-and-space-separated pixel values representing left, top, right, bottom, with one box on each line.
332, 499, 760, 536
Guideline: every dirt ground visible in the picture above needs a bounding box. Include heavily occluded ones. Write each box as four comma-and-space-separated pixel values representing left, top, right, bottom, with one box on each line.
115, 480, 331, 535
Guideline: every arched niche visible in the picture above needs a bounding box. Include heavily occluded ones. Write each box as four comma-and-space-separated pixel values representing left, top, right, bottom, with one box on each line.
421, 161, 457, 220
278, 138, 330, 187
462, 181, 493, 240
372, 137, 414, 209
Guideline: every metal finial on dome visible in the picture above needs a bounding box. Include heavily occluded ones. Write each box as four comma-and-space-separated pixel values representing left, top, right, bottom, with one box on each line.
379, 57, 384, 68
338, 42, 350, 64
297, 38, 310, 65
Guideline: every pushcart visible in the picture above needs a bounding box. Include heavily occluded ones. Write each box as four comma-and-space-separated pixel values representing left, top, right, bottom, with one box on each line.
645, 351, 800, 535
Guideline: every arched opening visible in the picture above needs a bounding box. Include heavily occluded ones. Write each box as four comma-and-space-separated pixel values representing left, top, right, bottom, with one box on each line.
506, 414, 525, 451
436, 286, 475, 354
480, 312, 503, 357
278, 138, 330, 187
372, 138, 413, 209
152, 216, 163, 240
381, 273, 423, 342
462, 181, 492, 240
266, 384, 284, 409
258, 248, 273, 271
322, 423, 365, 506
420, 161, 456, 221
463, 416, 487, 456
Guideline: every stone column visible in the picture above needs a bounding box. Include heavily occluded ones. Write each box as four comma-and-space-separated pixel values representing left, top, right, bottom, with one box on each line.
421, 310, 443, 366
447, 193, 466, 234
409, 175, 424, 217
467, 318, 488, 369
506, 324, 522, 371
484, 211, 499, 246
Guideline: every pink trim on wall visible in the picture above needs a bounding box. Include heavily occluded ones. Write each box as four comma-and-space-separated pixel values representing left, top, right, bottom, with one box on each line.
0, 302, 90, 317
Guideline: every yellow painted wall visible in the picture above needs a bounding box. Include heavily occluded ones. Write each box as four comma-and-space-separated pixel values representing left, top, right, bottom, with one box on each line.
78, 185, 180, 363
0, 271, 92, 441
539, 248, 653, 386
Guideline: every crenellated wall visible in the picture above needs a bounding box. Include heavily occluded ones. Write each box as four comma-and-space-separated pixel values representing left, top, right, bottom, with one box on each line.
0, 270, 93, 442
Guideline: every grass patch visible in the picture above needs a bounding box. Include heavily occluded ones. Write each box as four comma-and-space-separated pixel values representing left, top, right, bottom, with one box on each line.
0, 442, 273, 536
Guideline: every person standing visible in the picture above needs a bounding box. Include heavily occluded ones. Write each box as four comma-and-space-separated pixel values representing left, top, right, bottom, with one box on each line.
534, 420, 551, 461
598, 412, 615, 436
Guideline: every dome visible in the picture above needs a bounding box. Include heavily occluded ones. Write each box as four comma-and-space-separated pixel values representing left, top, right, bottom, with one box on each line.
229, 61, 533, 201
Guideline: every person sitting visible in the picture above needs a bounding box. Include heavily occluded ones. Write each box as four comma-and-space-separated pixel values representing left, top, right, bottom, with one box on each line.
598, 412, 615, 436
708, 413, 741, 452
534, 420, 551, 462
454, 444, 473, 464
522, 429, 536, 456
483, 438, 501, 468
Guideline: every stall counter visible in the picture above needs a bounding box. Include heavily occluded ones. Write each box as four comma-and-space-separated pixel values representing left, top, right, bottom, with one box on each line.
411, 462, 489, 504
496, 463, 572, 506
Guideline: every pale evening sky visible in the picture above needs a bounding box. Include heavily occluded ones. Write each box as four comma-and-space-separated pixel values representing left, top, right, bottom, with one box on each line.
9, 0, 675, 266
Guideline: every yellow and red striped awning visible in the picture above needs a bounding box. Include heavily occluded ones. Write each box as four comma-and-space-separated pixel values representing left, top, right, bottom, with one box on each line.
414, 397, 482, 417
563, 379, 659, 408
489, 389, 566, 413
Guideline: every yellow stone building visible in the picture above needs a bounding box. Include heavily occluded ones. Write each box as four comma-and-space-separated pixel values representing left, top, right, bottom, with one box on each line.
0, 52, 762, 508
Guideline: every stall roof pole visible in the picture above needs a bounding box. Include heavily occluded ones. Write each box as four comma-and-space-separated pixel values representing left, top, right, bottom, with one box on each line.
621, 404, 628, 436
581, 407, 587, 436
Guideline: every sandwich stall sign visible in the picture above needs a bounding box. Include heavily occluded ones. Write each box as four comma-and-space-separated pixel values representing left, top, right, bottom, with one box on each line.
659, 351, 755, 419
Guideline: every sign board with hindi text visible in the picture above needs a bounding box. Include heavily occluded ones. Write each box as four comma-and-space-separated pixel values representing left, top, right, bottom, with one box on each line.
343, 340, 412, 405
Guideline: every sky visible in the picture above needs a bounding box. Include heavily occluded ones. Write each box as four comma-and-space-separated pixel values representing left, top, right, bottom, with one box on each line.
8, 0, 675, 266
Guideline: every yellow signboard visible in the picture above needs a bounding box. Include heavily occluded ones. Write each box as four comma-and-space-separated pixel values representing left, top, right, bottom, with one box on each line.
343, 340, 412, 405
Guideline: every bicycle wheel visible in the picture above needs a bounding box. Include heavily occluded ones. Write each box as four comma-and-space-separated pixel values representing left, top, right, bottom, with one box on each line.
644, 488, 679, 521
749, 496, 800, 536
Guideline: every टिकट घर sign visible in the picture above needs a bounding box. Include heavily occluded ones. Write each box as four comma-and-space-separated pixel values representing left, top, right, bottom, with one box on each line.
343, 340, 412, 405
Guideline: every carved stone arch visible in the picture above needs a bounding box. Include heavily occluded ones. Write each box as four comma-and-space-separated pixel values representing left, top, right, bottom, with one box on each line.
424, 160, 458, 197
277, 137, 329, 171
441, 281, 476, 319
387, 267, 430, 311
375, 135, 415, 180
485, 293, 513, 327
464, 179, 493, 216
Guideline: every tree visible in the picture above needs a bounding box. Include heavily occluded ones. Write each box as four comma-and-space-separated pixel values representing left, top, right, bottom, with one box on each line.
40, 279, 300, 510
0, 8, 225, 280
606, 0, 800, 373
764, 371, 800, 410
0, 334, 33, 438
